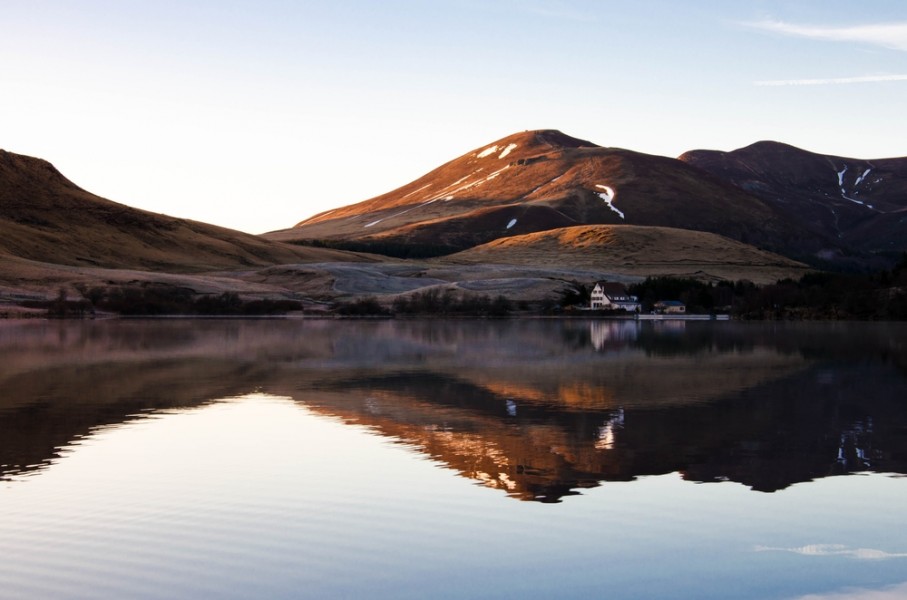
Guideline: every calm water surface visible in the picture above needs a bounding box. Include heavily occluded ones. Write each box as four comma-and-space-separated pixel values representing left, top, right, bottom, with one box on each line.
1, 319, 906, 599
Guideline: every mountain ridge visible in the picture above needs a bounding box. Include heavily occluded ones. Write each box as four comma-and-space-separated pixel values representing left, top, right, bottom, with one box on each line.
679, 141, 907, 262
268, 129, 831, 264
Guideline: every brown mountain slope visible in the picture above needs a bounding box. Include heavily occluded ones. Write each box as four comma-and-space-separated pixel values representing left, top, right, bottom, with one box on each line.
267, 130, 832, 260
443, 225, 809, 283
0, 149, 359, 271
680, 141, 907, 260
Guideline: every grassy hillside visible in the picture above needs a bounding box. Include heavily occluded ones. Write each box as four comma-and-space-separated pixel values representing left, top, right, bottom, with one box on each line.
0, 149, 360, 271
444, 224, 809, 284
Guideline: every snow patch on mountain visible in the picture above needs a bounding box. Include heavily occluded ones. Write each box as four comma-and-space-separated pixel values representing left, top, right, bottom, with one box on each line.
835, 165, 872, 206
363, 201, 431, 228
485, 165, 509, 182
528, 174, 566, 197
837, 166, 848, 187
477, 145, 498, 158
499, 143, 518, 159
596, 184, 615, 201
841, 194, 866, 206
417, 172, 479, 203
419, 165, 507, 202
401, 183, 432, 200
596, 184, 624, 219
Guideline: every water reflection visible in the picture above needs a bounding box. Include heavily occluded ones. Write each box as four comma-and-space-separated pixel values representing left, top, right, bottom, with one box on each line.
1, 319, 906, 501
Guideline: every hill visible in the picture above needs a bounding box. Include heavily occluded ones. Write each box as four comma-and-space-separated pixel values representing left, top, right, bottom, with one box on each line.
444, 225, 809, 283
680, 141, 907, 264
0, 148, 356, 272
267, 130, 834, 262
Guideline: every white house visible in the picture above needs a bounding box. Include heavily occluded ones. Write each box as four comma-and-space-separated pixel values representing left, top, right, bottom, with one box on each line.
590, 282, 641, 312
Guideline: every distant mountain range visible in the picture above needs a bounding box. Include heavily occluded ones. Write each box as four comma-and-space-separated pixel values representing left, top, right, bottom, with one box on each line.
267, 129, 907, 269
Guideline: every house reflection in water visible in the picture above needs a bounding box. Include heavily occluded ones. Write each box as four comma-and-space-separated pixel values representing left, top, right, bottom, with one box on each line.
589, 320, 639, 351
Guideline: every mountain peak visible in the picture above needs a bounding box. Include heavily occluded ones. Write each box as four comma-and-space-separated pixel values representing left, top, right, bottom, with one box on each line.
481, 130, 599, 154
736, 140, 814, 157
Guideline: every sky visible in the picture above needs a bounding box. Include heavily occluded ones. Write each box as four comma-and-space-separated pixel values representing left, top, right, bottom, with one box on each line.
2, 1, 906, 234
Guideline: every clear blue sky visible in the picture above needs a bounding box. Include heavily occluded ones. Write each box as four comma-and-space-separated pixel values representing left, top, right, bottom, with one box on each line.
2, 1, 906, 233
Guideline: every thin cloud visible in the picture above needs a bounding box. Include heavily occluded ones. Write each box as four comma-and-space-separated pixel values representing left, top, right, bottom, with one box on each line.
755, 543, 907, 560
756, 74, 907, 86
749, 20, 907, 51
792, 581, 907, 600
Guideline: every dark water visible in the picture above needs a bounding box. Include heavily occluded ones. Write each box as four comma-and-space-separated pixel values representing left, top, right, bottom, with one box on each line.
1, 319, 906, 599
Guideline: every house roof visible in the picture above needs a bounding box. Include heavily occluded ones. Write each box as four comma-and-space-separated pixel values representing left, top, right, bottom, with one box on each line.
595, 282, 630, 297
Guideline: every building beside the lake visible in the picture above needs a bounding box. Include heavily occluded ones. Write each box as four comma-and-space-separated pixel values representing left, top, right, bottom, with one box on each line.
590, 282, 640, 312
655, 300, 686, 314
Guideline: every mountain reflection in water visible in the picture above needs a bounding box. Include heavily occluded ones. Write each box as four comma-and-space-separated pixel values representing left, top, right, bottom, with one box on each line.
1, 319, 906, 502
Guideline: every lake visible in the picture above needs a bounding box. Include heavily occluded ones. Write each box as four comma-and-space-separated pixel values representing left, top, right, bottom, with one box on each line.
1, 318, 906, 599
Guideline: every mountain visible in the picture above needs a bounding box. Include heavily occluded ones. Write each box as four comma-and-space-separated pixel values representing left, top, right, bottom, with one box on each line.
6, 133, 903, 310
0, 148, 352, 271
267, 130, 834, 261
679, 141, 907, 262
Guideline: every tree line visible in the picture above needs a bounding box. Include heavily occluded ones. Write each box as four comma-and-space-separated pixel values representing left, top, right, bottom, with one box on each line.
19, 253, 907, 320
334, 289, 516, 317
32, 285, 303, 317
547, 253, 907, 320
627, 254, 907, 319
